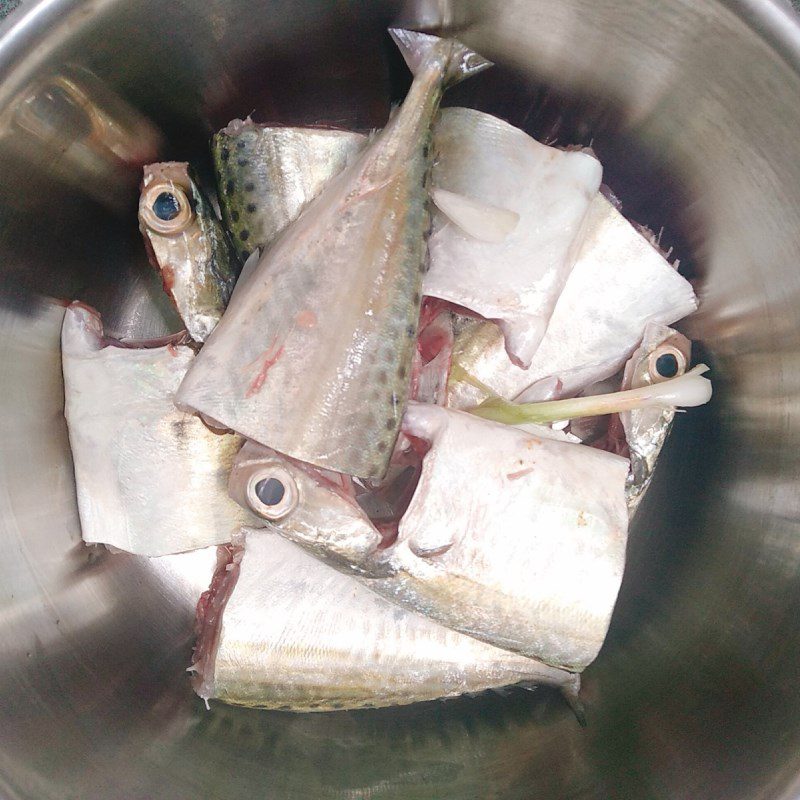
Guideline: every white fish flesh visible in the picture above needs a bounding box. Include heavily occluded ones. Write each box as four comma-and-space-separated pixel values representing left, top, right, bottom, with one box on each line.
424, 107, 603, 368
447, 194, 698, 409
229, 406, 630, 671
176, 31, 491, 480
61, 303, 251, 556
192, 530, 579, 711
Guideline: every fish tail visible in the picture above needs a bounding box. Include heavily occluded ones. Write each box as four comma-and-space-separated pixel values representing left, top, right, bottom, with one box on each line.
389, 28, 492, 86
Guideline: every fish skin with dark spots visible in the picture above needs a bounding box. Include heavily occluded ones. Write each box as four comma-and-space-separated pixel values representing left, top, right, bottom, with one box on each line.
213, 121, 367, 255
178, 31, 492, 480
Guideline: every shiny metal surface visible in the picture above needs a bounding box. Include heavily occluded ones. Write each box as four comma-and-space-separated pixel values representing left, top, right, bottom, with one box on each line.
1, 0, 800, 798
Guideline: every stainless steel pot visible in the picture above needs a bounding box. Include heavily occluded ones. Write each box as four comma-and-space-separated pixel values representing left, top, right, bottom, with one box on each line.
2, 1, 800, 798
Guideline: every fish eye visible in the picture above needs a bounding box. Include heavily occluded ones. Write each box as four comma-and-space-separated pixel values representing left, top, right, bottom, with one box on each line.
140, 181, 194, 235
152, 191, 181, 221
246, 465, 298, 520
655, 353, 679, 378
255, 477, 285, 506
648, 345, 686, 383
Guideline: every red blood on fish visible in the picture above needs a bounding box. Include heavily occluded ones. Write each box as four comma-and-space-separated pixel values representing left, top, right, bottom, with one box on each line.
295, 310, 317, 328
403, 433, 431, 459
417, 320, 451, 362
191, 542, 243, 700
591, 413, 630, 458
410, 301, 454, 405
418, 297, 448, 329
507, 467, 535, 480
245, 336, 284, 398
160, 264, 175, 294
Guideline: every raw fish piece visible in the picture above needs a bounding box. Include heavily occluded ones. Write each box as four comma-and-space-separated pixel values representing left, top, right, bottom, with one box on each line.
213, 121, 367, 255
410, 300, 454, 406
447, 194, 698, 409
192, 530, 579, 711
424, 107, 603, 368
620, 323, 692, 513
138, 162, 241, 342
61, 303, 250, 556
177, 31, 491, 480
229, 406, 630, 671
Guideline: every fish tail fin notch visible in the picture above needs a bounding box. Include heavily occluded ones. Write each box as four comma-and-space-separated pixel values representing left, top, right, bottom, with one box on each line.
389, 28, 493, 86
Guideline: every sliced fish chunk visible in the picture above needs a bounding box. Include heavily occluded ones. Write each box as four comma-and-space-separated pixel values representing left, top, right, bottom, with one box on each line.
230, 406, 630, 671
192, 530, 579, 711
424, 108, 603, 369
61, 302, 250, 556
447, 194, 698, 409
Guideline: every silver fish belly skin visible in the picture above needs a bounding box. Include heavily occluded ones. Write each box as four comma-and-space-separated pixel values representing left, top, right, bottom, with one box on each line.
139, 162, 241, 342
364, 405, 630, 671
61, 303, 250, 556
447, 194, 698, 409
194, 530, 577, 710
425, 108, 602, 369
213, 121, 368, 255
177, 33, 490, 481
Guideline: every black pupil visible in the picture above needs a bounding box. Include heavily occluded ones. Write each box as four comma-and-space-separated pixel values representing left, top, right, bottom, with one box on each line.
655, 352, 680, 378
153, 192, 181, 221
255, 477, 285, 506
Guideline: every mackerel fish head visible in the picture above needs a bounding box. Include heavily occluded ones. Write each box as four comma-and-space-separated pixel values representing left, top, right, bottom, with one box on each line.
139, 161, 241, 342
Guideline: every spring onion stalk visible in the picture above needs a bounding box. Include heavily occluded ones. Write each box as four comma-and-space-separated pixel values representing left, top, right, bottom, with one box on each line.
469, 365, 712, 426
449, 361, 501, 398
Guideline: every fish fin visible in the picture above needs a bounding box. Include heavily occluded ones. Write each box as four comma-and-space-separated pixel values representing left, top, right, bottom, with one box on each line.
409, 539, 453, 558
515, 375, 563, 404
560, 674, 587, 727
389, 28, 492, 85
236, 248, 261, 289
431, 188, 519, 243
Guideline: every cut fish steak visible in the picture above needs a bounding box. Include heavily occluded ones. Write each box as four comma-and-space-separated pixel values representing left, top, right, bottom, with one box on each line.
192, 530, 580, 711
229, 405, 630, 671
61, 302, 251, 556
424, 107, 603, 369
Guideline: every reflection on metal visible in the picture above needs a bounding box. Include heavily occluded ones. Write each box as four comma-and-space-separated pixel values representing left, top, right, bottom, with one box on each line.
0, 65, 162, 210
397, 0, 455, 29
